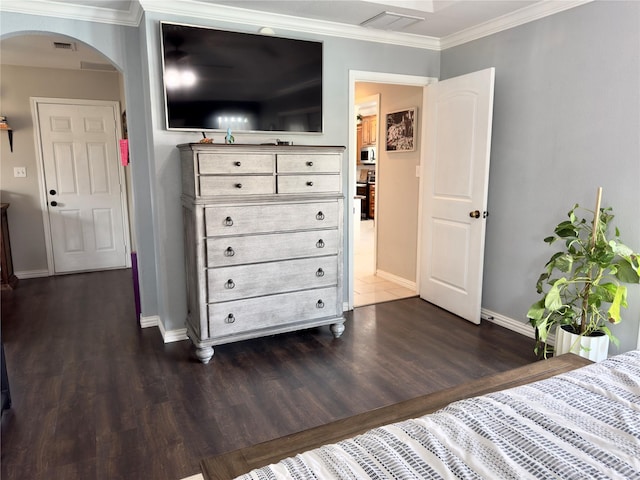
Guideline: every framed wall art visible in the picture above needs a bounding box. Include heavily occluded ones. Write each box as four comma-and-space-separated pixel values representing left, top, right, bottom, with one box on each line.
385, 107, 416, 152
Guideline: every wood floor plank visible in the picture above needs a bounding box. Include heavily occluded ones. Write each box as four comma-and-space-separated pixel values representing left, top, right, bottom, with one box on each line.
201, 354, 591, 479
2, 269, 537, 480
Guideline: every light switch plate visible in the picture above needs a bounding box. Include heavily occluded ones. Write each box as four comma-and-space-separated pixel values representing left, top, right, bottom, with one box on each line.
14, 167, 26, 178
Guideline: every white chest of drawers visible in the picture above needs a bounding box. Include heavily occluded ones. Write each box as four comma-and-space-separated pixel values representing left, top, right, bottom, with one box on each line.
179, 144, 346, 363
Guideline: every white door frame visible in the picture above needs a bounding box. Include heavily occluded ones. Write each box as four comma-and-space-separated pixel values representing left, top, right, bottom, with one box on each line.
347, 71, 435, 310
355, 93, 380, 276
30, 97, 131, 275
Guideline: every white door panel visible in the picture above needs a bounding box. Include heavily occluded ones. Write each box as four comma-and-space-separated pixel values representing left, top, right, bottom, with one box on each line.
36, 101, 128, 273
420, 68, 495, 324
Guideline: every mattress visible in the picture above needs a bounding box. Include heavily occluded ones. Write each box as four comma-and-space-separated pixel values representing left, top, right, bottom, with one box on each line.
235, 350, 640, 480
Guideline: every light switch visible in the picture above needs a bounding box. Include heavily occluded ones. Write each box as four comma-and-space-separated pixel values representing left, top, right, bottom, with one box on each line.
415, 165, 420, 177
14, 167, 26, 178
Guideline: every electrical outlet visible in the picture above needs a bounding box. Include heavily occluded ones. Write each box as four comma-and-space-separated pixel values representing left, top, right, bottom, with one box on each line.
14, 167, 26, 178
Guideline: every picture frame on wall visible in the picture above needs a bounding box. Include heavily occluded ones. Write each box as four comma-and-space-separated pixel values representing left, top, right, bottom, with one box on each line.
385, 107, 417, 152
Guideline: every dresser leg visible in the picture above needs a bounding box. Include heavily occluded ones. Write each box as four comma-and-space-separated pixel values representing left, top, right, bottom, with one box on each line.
330, 322, 345, 338
195, 346, 214, 364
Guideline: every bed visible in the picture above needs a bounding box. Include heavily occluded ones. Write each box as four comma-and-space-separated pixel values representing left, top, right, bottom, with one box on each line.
201, 351, 640, 480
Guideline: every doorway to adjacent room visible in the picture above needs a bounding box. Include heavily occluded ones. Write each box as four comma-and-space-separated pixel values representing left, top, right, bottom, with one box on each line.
351, 76, 428, 308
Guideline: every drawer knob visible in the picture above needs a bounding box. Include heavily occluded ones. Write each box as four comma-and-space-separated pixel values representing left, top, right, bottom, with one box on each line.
235, 183, 243, 189
225, 313, 236, 323
224, 247, 235, 257
224, 216, 234, 226
316, 239, 325, 248
306, 161, 313, 167
306, 181, 314, 187
225, 279, 235, 289
316, 268, 325, 277
234, 161, 241, 167
316, 211, 325, 220
316, 299, 325, 308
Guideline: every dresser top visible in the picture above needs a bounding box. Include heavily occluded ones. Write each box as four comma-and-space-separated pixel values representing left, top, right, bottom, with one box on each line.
177, 143, 345, 153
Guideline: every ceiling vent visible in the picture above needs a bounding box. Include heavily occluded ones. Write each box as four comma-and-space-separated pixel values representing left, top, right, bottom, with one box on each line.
360, 11, 425, 31
52, 41, 77, 51
80, 61, 117, 72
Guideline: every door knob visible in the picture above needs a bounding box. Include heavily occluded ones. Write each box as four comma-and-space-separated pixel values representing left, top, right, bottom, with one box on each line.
469, 210, 480, 218
49, 189, 57, 195
50, 201, 58, 207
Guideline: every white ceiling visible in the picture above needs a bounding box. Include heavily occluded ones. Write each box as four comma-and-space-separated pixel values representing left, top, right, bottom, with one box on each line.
0, 0, 590, 70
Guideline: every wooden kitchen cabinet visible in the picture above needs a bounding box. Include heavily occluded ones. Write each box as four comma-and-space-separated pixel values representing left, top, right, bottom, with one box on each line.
179, 144, 346, 364
356, 124, 363, 164
368, 184, 375, 219
361, 116, 377, 146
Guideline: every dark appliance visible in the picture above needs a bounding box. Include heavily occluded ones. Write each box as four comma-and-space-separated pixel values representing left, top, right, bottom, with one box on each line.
360, 146, 376, 164
161, 22, 323, 133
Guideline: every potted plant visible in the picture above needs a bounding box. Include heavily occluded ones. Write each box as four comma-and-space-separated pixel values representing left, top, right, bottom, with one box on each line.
527, 188, 640, 361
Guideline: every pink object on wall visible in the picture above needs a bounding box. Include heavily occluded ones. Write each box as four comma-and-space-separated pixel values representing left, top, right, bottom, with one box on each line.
119, 139, 129, 166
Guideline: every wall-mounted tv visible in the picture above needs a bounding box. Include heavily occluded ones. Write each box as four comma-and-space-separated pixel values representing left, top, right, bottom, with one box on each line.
160, 22, 323, 134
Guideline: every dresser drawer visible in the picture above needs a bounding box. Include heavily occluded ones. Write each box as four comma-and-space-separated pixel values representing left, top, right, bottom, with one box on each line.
199, 175, 275, 196
207, 256, 338, 302
198, 153, 274, 174
206, 229, 339, 267
277, 154, 341, 173
277, 175, 341, 194
208, 287, 338, 337
205, 201, 339, 236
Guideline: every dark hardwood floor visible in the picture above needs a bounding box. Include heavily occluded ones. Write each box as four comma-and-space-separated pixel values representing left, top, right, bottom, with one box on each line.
1, 269, 537, 480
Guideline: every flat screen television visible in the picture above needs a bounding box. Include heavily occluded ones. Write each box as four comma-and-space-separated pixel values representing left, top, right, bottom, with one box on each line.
160, 22, 323, 133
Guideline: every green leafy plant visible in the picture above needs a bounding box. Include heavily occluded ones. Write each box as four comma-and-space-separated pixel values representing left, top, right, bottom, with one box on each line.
527, 198, 640, 359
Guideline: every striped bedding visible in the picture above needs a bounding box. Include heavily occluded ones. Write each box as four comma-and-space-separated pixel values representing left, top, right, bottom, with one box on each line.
236, 350, 640, 480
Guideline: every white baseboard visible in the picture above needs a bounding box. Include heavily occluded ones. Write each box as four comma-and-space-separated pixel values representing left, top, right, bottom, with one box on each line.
375, 270, 417, 291
140, 314, 188, 343
139, 314, 159, 328
179, 474, 204, 480
481, 308, 556, 345
161, 324, 189, 343
14, 269, 49, 279
149, 307, 553, 346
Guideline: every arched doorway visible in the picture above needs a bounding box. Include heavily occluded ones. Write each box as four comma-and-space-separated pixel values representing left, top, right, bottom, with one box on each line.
0, 33, 133, 279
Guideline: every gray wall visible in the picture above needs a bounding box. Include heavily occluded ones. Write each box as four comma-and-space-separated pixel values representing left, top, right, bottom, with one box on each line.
4, 2, 637, 354
1, 9, 439, 334
441, 1, 640, 354
138, 12, 440, 332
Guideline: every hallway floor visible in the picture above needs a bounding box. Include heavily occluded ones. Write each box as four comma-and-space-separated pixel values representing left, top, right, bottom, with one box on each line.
354, 220, 416, 307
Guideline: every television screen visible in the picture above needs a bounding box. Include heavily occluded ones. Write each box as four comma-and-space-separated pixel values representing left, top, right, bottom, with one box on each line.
160, 22, 323, 133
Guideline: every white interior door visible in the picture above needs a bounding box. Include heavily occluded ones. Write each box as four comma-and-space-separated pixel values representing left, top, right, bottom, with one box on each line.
419, 68, 495, 323
34, 99, 129, 274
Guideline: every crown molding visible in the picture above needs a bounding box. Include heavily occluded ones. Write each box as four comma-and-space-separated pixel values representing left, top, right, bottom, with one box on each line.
139, 0, 440, 51
440, 0, 592, 50
1, 0, 592, 51
0, 0, 144, 27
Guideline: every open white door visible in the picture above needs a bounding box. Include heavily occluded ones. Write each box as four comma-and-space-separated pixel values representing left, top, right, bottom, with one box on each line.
419, 68, 495, 324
